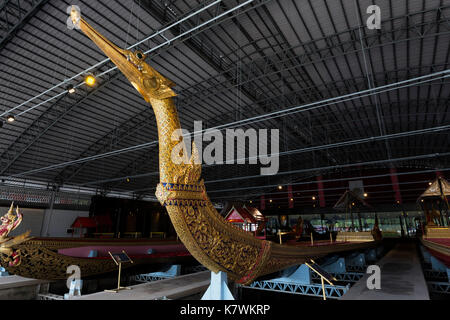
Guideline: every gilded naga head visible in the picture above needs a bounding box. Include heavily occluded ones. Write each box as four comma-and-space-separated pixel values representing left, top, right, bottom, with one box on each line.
0, 203, 23, 238
70, 5, 176, 102
1, 203, 15, 224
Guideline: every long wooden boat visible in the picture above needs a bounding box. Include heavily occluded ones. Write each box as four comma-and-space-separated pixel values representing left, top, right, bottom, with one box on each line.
421, 232, 450, 268
2, 237, 193, 280
1, 8, 379, 283
419, 178, 450, 267
422, 224, 450, 268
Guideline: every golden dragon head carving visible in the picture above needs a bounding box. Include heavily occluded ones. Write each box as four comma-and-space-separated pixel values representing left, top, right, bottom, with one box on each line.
0, 203, 32, 267
0, 203, 22, 239
70, 6, 176, 102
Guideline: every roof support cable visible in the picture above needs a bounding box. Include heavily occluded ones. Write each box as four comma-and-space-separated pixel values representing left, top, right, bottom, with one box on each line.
353, 0, 392, 160
0, 0, 224, 118
96, 152, 450, 195
185, 70, 450, 141
3, 72, 449, 180
207, 168, 450, 194
209, 179, 436, 201
128, 164, 450, 195
124, 0, 136, 48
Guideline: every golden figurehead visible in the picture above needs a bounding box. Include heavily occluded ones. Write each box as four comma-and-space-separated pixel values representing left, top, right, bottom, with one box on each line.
0, 203, 32, 267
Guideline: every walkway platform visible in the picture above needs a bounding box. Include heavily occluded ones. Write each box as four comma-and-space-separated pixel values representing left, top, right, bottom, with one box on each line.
0, 276, 51, 300
341, 242, 429, 300
77, 271, 210, 300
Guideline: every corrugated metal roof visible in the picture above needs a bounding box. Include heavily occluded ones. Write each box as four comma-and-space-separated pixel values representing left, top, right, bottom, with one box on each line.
0, 0, 448, 205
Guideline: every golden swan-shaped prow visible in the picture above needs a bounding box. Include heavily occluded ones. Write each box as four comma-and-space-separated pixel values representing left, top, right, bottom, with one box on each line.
73, 8, 376, 284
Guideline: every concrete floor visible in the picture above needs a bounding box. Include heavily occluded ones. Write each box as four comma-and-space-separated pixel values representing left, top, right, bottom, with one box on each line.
76, 271, 210, 300
341, 242, 430, 300
0, 276, 51, 300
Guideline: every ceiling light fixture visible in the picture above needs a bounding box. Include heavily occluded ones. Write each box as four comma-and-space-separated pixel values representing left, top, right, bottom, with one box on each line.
6, 115, 15, 123
85, 74, 97, 87
67, 84, 76, 94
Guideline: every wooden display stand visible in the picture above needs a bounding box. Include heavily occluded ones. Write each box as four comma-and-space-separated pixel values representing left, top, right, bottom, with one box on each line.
105, 251, 134, 293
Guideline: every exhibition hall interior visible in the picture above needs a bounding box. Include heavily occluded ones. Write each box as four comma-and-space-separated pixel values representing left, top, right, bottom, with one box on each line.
0, 0, 448, 302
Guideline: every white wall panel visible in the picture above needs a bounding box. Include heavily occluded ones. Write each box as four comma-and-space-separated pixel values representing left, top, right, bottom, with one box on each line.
44, 209, 89, 238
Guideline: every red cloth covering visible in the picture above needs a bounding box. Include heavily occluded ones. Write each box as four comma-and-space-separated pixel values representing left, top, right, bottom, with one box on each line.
425, 240, 450, 267
428, 238, 450, 247
71, 217, 97, 228
58, 244, 188, 258
93, 251, 191, 260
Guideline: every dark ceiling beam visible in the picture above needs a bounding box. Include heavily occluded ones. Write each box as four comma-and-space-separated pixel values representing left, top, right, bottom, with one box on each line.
179, 6, 450, 109
3, 1, 446, 195
6, 60, 447, 185
52, 107, 155, 185
137, 0, 337, 168
52, 0, 272, 186
0, 68, 123, 177
36, 4, 450, 181
119, 152, 450, 198
73, 98, 450, 191
78, 0, 280, 191
0, 0, 50, 50
64, 63, 449, 186
219, 1, 339, 165
1, 0, 239, 183
104, 147, 158, 191
136, 0, 300, 128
